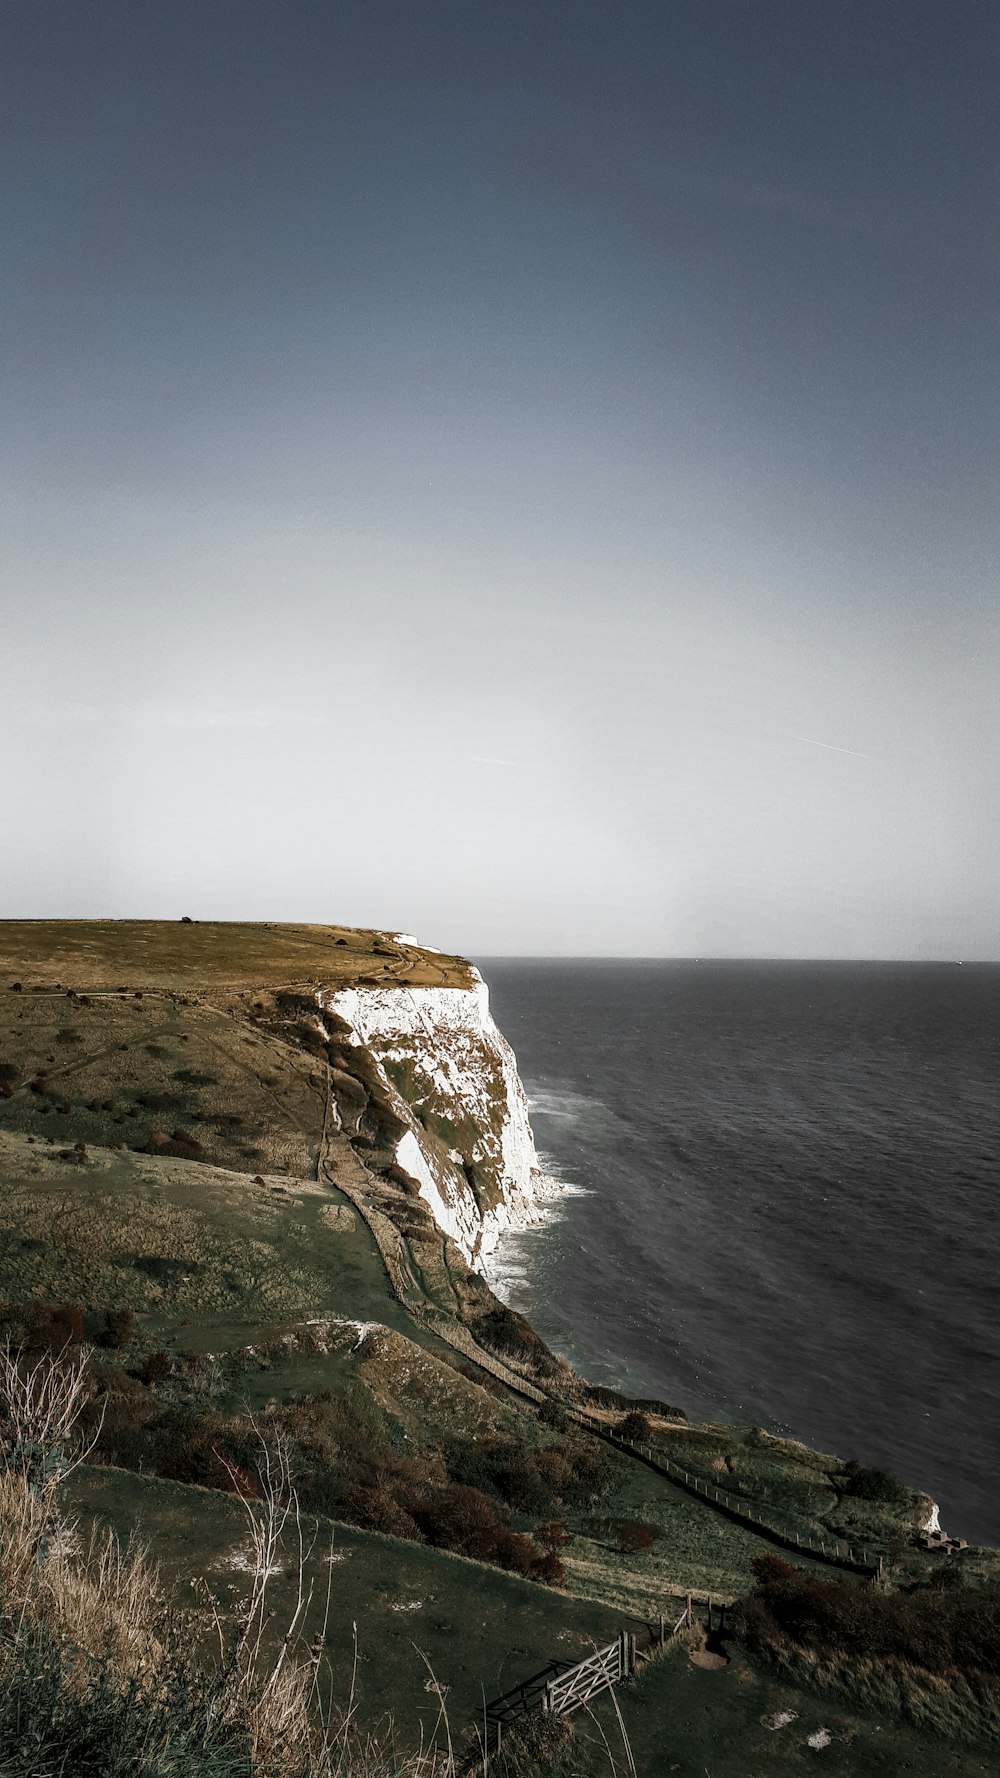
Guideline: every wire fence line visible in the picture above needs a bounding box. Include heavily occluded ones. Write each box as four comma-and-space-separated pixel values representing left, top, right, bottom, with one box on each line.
572, 1423, 882, 1577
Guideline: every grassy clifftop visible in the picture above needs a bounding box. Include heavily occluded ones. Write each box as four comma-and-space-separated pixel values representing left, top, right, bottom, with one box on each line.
0, 919, 474, 992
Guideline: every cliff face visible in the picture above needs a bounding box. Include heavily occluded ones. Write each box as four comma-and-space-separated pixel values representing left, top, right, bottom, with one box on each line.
320, 968, 545, 1266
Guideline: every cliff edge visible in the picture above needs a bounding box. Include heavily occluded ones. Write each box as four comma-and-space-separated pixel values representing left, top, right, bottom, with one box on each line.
323, 967, 545, 1265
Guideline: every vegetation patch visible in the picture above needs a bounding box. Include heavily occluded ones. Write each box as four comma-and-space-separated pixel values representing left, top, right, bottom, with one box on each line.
733, 1555, 1000, 1747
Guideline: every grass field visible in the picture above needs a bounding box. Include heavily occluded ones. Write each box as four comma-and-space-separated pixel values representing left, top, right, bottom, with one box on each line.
0, 1129, 416, 1335
610, 1638, 998, 1778
0, 919, 472, 990
67, 1464, 626, 1752
63, 1469, 998, 1777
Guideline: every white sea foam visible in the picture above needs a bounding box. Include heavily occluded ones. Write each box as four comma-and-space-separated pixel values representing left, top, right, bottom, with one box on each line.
528, 1088, 607, 1121
479, 1166, 585, 1298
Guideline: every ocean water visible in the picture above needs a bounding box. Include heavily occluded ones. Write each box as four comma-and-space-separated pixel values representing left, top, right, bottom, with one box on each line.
478, 960, 1000, 1546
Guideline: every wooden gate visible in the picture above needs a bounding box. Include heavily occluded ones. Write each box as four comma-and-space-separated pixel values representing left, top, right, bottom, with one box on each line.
475, 1603, 696, 1763
543, 1631, 633, 1717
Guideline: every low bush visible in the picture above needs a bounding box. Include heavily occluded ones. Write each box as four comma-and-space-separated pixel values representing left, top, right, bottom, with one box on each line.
536, 1396, 568, 1430
536, 1521, 567, 1550
446, 1433, 613, 1515
458, 1361, 507, 1399
734, 1562, 1000, 1684
617, 1410, 652, 1442
25, 1305, 86, 1353
136, 1350, 173, 1384
617, 1520, 656, 1553
583, 1383, 685, 1419
99, 1309, 136, 1350
485, 1711, 577, 1778
470, 1306, 561, 1376
339, 1484, 421, 1541
840, 1460, 911, 1506
531, 1549, 565, 1586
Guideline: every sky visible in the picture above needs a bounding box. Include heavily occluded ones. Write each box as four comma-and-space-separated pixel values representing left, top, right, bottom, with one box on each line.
3, 0, 997, 958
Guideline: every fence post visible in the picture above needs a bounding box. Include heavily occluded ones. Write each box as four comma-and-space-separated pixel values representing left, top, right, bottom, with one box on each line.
658, 1612, 664, 1649
686, 1591, 692, 1628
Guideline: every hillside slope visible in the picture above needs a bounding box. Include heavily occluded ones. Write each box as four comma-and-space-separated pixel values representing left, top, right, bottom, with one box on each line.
1, 920, 993, 1773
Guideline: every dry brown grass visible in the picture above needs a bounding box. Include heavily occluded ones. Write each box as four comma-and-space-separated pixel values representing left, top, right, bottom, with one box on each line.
0, 1344, 457, 1777
0, 921, 472, 992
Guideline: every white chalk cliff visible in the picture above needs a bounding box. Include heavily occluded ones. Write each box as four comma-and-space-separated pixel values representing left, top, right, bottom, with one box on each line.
320, 968, 546, 1266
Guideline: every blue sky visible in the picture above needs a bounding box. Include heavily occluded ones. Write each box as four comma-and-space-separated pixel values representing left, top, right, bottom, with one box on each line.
3, 1, 997, 955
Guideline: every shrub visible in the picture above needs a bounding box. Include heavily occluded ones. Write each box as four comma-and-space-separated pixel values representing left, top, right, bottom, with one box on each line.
841, 1460, 911, 1505
531, 1549, 565, 1586
487, 1711, 576, 1778
537, 1396, 568, 1430
414, 1482, 510, 1557
339, 1485, 420, 1541
152, 1409, 251, 1492
137, 1350, 173, 1384
26, 1305, 86, 1352
734, 1563, 1000, 1685
751, 1552, 798, 1586
471, 1305, 560, 1375
617, 1410, 652, 1442
493, 1529, 540, 1576
458, 1361, 506, 1398
617, 1520, 656, 1553
536, 1520, 568, 1550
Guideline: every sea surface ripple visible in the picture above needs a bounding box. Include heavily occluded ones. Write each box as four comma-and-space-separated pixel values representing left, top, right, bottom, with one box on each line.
479, 959, 1000, 1546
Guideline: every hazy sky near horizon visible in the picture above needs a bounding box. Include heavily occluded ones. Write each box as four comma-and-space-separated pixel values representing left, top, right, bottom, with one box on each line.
3, 1, 997, 958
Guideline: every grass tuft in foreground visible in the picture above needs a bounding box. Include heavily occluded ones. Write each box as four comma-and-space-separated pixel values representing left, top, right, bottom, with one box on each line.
0, 1343, 453, 1778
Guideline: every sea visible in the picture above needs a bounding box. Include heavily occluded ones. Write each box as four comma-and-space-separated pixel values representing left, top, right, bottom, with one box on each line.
477, 960, 1000, 1547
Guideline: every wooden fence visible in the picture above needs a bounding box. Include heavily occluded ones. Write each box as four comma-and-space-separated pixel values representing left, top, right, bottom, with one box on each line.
469, 1600, 693, 1763
471, 1603, 694, 1764
544, 1629, 633, 1717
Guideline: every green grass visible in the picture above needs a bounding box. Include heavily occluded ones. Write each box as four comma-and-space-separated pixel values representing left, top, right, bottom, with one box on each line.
607, 1638, 999, 1778
0, 1129, 414, 1338
647, 1422, 925, 1553
60, 1472, 1000, 1775
0, 985, 328, 1174
67, 1465, 625, 1753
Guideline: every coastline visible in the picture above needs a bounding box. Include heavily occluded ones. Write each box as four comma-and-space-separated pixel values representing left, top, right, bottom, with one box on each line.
476, 958, 1000, 1545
